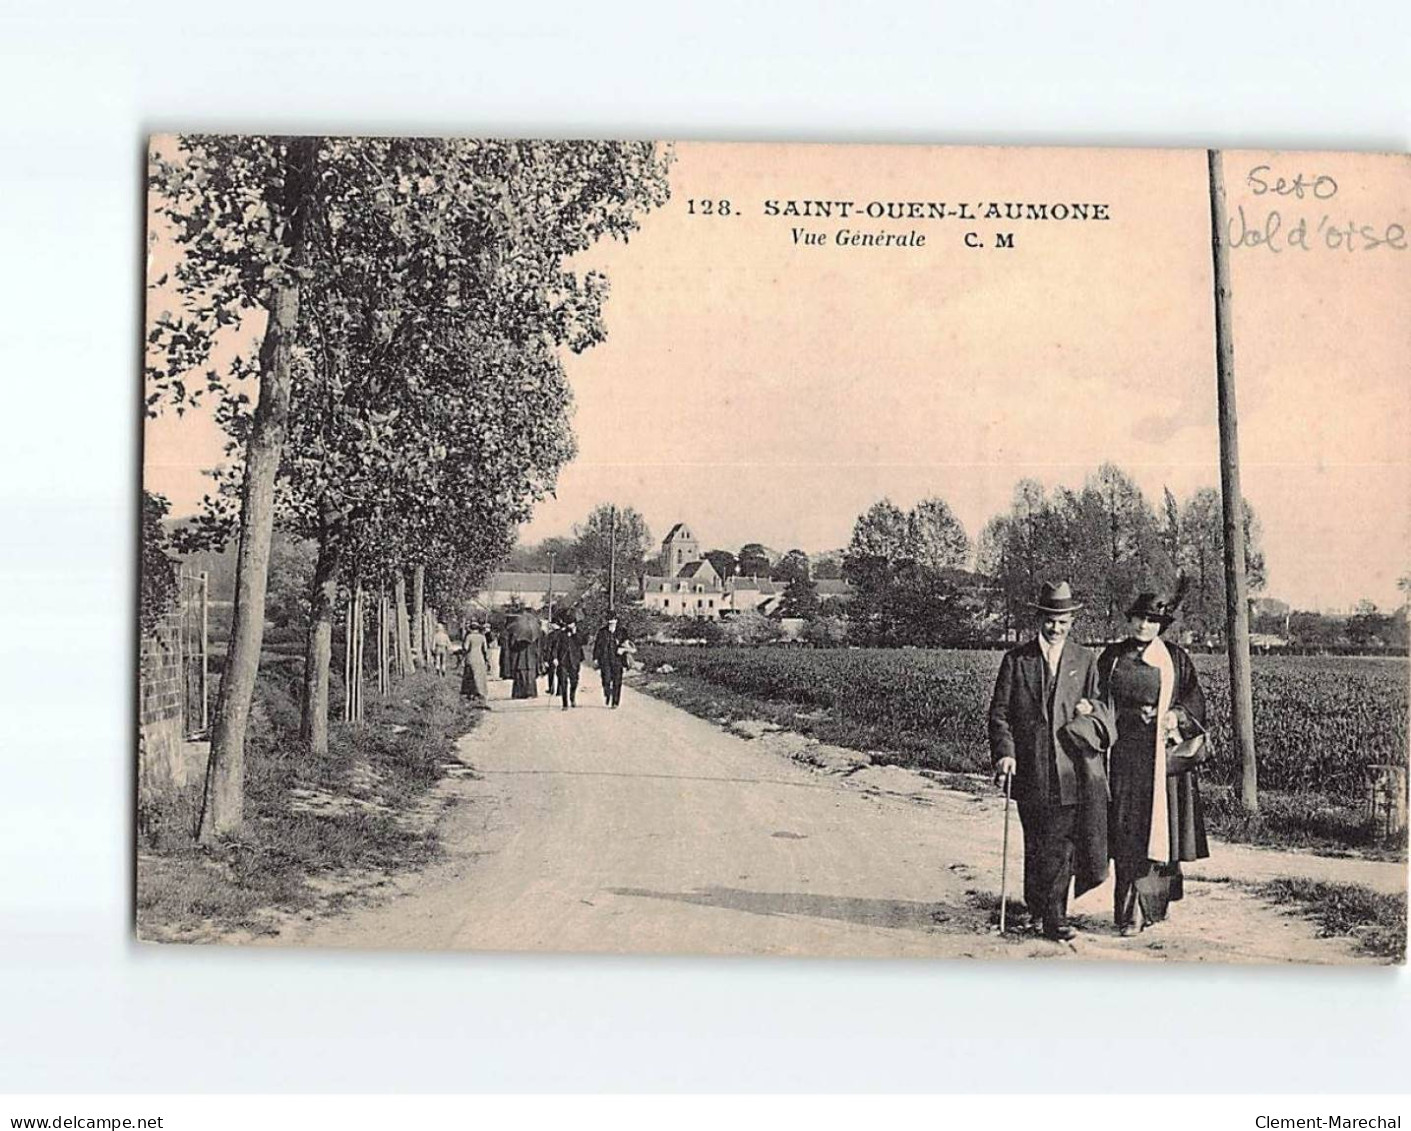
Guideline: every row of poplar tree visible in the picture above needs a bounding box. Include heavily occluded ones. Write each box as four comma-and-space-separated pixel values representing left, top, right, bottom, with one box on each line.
145, 135, 673, 841
836, 467, 1264, 646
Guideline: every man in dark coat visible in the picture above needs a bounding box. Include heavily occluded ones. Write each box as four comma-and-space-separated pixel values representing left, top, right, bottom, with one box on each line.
552, 614, 585, 710
592, 612, 630, 709
988, 581, 1107, 940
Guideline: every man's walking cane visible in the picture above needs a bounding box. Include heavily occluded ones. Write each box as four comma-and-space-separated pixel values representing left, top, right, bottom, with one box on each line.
998, 770, 1013, 934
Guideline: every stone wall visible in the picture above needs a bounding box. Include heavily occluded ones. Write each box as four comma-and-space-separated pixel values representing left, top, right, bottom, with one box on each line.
138, 612, 204, 802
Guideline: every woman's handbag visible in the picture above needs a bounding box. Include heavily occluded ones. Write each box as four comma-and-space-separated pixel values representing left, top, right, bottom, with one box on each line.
1165, 718, 1209, 775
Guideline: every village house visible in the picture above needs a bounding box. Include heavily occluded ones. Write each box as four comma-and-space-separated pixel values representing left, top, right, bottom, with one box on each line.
641, 522, 854, 620
472, 570, 585, 611
723, 575, 782, 617
642, 524, 725, 619
477, 523, 855, 621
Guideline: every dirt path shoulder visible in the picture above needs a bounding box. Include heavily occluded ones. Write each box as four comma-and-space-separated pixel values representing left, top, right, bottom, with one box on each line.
272, 678, 1403, 963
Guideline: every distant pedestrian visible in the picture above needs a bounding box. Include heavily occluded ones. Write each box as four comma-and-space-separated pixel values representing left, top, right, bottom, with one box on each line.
593, 612, 632, 709
431, 622, 452, 676
506, 611, 541, 700
460, 621, 490, 706
496, 625, 511, 680
486, 628, 502, 682
543, 619, 560, 696
552, 615, 585, 710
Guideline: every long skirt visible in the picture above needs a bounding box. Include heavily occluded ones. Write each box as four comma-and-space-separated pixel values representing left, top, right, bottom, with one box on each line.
511, 670, 538, 699
1109, 719, 1208, 926
460, 652, 489, 700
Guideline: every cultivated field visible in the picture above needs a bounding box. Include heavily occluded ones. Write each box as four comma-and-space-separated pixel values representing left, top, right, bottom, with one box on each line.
635, 644, 1408, 853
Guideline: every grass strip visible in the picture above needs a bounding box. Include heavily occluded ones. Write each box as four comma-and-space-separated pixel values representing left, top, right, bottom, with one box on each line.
1250, 877, 1407, 962
137, 665, 481, 940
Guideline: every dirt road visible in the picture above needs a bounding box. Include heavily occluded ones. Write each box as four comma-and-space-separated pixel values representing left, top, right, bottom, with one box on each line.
277, 678, 1401, 963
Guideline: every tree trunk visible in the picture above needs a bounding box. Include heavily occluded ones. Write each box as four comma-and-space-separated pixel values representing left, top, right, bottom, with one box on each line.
376, 583, 388, 695
198, 136, 319, 843
412, 564, 426, 664
299, 527, 342, 756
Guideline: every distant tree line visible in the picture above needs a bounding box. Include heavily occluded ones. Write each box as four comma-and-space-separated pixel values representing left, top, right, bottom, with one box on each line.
506, 464, 1405, 653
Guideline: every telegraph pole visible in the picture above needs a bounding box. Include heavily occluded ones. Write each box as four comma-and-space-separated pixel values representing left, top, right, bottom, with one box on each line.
1206, 149, 1259, 813
607, 505, 618, 612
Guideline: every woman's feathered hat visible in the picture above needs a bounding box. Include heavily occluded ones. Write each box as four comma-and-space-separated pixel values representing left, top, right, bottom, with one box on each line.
1126, 574, 1191, 626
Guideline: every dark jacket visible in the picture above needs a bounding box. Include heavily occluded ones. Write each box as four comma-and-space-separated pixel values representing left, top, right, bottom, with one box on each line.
988, 637, 1103, 808
1098, 638, 1210, 863
554, 627, 586, 672
593, 625, 629, 671
1058, 704, 1117, 896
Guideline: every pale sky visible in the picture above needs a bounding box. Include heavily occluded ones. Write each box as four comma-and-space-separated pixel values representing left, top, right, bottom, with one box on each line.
145, 142, 1411, 612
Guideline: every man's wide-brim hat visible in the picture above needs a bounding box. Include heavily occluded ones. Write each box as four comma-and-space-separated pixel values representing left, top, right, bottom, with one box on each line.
1028, 581, 1083, 614
1126, 591, 1177, 625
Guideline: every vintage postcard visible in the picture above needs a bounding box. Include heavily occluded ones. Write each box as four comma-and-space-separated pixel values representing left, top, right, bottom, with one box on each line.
139, 137, 1409, 963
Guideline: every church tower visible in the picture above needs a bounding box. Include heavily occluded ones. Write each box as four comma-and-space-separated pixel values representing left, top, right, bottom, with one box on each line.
660, 523, 700, 578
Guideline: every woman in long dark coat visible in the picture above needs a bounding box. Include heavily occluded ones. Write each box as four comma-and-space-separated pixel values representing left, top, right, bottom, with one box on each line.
1098, 590, 1209, 936
505, 612, 541, 700
497, 625, 512, 680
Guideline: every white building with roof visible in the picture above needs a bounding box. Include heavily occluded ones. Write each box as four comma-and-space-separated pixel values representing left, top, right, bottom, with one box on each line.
641, 521, 855, 620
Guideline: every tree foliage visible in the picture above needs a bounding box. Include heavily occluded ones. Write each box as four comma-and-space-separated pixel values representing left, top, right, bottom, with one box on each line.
843, 496, 975, 646
147, 134, 673, 816
140, 492, 178, 639
979, 470, 1266, 642
573, 503, 654, 607
778, 575, 821, 619
703, 549, 738, 581
771, 548, 812, 584
737, 543, 773, 579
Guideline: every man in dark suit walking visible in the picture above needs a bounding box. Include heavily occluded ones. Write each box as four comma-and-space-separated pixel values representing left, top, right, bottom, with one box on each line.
552, 613, 585, 710
988, 581, 1105, 940
592, 611, 631, 709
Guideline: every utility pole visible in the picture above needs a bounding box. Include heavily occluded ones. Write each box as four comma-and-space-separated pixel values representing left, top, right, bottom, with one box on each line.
607, 505, 618, 612
547, 550, 556, 624
1206, 149, 1259, 813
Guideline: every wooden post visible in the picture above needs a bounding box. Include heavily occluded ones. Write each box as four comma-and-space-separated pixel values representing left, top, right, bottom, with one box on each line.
352, 583, 364, 723
343, 596, 352, 722
1206, 149, 1260, 813
412, 563, 426, 665
377, 583, 388, 696
608, 505, 617, 612
199, 570, 209, 733
548, 551, 556, 624
393, 572, 412, 676
1365, 765, 1408, 843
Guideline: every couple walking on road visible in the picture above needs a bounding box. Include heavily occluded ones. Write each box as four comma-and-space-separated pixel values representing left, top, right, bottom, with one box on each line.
989, 580, 1210, 942
540, 609, 635, 710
